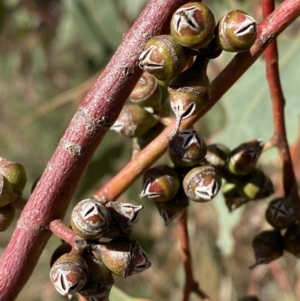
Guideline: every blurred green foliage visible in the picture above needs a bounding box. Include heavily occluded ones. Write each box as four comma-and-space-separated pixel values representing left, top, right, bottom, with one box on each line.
0, 1, 300, 301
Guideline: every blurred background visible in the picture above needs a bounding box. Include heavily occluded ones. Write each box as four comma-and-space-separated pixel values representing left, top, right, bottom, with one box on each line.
1, 0, 300, 300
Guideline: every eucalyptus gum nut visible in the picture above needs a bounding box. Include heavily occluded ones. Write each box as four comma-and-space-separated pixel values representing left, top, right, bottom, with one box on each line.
265, 197, 298, 230
103, 202, 143, 238
168, 129, 207, 168
168, 56, 210, 135
129, 72, 163, 113
50, 252, 89, 298
50, 242, 72, 267
170, 2, 216, 49
79, 253, 114, 301
155, 188, 189, 226
140, 164, 180, 202
110, 105, 157, 138
94, 237, 151, 277
206, 143, 230, 176
138, 35, 189, 81
222, 182, 248, 212
0, 158, 27, 194
227, 139, 264, 175
71, 198, 111, 240
216, 10, 257, 52
284, 224, 300, 257
0, 204, 15, 232
0, 173, 14, 207
236, 169, 274, 200
183, 165, 222, 202
250, 230, 284, 268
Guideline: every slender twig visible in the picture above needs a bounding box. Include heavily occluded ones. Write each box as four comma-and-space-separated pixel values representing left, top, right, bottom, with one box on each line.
0, 1, 189, 299
49, 220, 87, 250
177, 211, 211, 301
94, 0, 300, 203
262, 0, 300, 209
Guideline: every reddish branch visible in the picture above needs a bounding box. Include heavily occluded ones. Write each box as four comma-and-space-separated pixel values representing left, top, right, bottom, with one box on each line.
1, 0, 300, 300
177, 211, 211, 301
0, 0, 190, 299
262, 0, 300, 209
95, 0, 300, 203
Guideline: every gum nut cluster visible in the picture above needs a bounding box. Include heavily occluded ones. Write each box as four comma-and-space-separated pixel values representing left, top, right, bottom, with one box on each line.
111, 3, 257, 147
140, 128, 223, 225
50, 198, 151, 300
0, 157, 27, 232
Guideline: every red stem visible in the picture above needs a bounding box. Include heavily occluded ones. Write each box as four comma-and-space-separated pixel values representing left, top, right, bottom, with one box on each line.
177, 211, 210, 301
95, 0, 300, 203
0, 0, 189, 299
262, 0, 299, 205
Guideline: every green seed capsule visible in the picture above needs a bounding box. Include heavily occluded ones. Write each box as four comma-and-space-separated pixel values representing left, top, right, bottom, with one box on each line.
216, 10, 257, 52
170, 2, 216, 49
250, 230, 284, 268
265, 197, 298, 230
139, 35, 189, 81
0, 174, 14, 208
140, 164, 180, 202
110, 104, 157, 138
94, 237, 151, 277
227, 139, 264, 175
236, 169, 274, 200
168, 56, 210, 136
0, 204, 15, 232
0, 158, 27, 195
168, 129, 207, 168
129, 72, 163, 113
183, 164, 222, 202
222, 182, 248, 212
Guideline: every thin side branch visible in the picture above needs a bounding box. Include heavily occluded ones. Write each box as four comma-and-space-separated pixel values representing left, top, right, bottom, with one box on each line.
177, 211, 211, 301
94, 0, 300, 203
262, 0, 300, 207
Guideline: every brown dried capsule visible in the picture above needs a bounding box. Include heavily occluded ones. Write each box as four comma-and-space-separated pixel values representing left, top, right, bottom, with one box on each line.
110, 104, 157, 138
250, 230, 284, 268
205, 143, 230, 176
284, 224, 300, 258
0, 173, 14, 208
140, 164, 180, 202
94, 237, 151, 277
168, 56, 210, 136
168, 129, 207, 168
50, 252, 88, 298
79, 252, 114, 301
0, 158, 27, 195
183, 164, 222, 202
227, 139, 264, 175
216, 10, 257, 52
238, 296, 261, 301
0, 204, 15, 232
139, 35, 189, 81
71, 198, 111, 240
265, 197, 298, 230
170, 2, 216, 49
103, 202, 143, 238
155, 187, 189, 226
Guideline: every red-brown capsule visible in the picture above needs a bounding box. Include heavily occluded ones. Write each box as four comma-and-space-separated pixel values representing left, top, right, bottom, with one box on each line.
140, 164, 180, 202
284, 224, 300, 258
